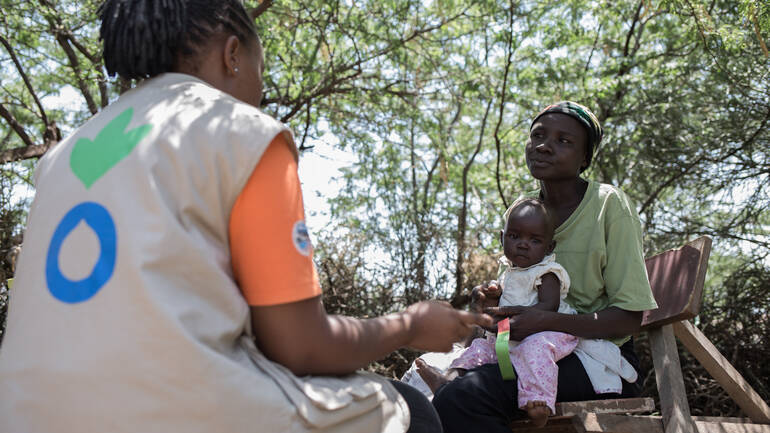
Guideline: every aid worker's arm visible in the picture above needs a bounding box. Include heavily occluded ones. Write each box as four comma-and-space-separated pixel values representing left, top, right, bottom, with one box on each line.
250, 295, 487, 376
230, 135, 492, 376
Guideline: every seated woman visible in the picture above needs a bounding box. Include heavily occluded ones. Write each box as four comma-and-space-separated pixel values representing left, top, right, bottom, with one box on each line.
429, 101, 658, 433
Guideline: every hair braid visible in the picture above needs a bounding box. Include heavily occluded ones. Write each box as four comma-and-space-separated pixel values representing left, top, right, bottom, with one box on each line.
99, 0, 257, 80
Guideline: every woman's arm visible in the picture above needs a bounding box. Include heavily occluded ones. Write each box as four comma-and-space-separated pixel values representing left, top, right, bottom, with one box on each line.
485, 304, 642, 341
251, 296, 493, 376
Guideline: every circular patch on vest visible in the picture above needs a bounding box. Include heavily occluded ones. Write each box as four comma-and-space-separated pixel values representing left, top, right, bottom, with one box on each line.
45, 201, 117, 303
292, 221, 311, 256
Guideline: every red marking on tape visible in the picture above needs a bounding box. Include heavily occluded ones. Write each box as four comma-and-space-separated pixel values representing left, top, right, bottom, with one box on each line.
498, 318, 510, 333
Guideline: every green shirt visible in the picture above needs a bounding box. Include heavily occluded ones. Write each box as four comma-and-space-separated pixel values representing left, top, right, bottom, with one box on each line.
534, 180, 658, 345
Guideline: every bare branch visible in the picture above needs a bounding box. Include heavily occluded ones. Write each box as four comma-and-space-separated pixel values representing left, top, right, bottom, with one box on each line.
0, 143, 51, 164
638, 106, 770, 215
298, 101, 314, 152
35, 0, 100, 113
0, 103, 34, 148
279, 70, 362, 122
0, 35, 49, 125
494, 0, 516, 211
751, 9, 769, 58
623, 1, 644, 58
64, 31, 109, 107
55, 33, 99, 114
270, 7, 471, 123
602, 0, 645, 121
66, 31, 99, 63
452, 98, 493, 308
583, 23, 603, 88
250, 0, 273, 20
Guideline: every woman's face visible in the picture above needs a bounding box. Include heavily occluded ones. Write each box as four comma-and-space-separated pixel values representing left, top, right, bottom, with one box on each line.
525, 113, 589, 181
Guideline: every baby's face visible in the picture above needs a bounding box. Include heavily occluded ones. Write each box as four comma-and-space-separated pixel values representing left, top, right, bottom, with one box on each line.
502, 206, 554, 268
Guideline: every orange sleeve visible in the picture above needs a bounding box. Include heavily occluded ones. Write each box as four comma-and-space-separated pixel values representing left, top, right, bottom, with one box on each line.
229, 134, 321, 306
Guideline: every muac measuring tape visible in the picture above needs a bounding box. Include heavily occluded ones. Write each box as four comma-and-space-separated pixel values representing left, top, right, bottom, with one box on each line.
495, 319, 517, 380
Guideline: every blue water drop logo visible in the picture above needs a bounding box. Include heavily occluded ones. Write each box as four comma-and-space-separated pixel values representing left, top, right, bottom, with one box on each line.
45, 202, 117, 303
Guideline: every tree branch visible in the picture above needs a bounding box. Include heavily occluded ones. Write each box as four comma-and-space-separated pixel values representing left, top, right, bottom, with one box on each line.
298, 100, 313, 151
64, 31, 109, 107
0, 103, 34, 148
65, 30, 100, 63
0, 143, 51, 164
623, 1, 644, 58
597, 0, 646, 124
55, 33, 99, 114
452, 98, 493, 308
36, 0, 100, 113
250, 0, 273, 20
583, 23, 603, 88
638, 106, 770, 215
751, 8, 769, 58
0, 35, 49, 125
494, 0, 516, 210
270, 8, 470, 123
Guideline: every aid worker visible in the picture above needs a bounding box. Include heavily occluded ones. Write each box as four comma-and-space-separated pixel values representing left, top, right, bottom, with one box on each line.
0, 1, 491, 432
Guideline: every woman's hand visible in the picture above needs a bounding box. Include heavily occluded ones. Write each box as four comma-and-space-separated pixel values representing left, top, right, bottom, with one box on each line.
483, 305, 643, 341
484, 305, 552, 341
404, 300, 494, 352
470, 280, 502, 313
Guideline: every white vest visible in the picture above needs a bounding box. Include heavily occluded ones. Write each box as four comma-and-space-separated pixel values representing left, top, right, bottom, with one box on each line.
0, 73, 408, 433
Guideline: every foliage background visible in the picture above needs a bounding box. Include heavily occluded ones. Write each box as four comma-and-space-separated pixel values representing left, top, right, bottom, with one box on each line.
1, 0, 768, 417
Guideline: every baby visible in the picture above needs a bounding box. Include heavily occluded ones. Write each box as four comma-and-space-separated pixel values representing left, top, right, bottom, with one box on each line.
416, 198, 578, 427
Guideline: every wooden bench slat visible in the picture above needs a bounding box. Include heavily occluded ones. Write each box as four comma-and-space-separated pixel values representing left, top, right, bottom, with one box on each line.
510, 417, 578, 433
553, 398, 655, 417
572, 414, 770, 433
572, 413, 664, 433
673, 320, 770, 424
693, 419, 770, 433
649, 324, 698, 433
641, 236, 711, 330
692, 416, 754, 423
508, 399, 656, 432
508, 399, 655, 432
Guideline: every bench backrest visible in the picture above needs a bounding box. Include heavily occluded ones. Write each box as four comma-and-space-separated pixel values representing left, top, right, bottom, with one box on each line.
640, 236, 712, 330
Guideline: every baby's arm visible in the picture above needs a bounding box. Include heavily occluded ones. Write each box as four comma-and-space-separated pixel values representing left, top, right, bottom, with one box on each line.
532, 272, 561, 312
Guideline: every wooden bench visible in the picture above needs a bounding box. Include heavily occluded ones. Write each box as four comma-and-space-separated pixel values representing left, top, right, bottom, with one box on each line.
511, 236, 770, 433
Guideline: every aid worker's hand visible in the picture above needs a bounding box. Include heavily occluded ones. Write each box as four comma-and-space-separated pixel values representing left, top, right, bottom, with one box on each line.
403, 300, 493, 352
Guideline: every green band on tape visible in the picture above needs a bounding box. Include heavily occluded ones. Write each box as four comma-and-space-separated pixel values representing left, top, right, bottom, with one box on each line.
495, 320, 516, 380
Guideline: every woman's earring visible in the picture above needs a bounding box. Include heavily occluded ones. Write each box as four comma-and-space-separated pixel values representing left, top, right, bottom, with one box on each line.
234, 67, 239, 73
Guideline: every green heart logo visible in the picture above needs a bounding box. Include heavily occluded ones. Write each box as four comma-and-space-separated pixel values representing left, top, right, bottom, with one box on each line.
70, 108, 152, 189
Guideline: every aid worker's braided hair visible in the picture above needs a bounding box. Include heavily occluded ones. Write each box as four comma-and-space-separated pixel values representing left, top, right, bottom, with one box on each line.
99, 0, 258, 80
